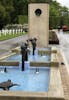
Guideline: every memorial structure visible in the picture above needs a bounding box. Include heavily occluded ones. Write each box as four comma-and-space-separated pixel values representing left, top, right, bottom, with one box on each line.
28, 4, 49, 47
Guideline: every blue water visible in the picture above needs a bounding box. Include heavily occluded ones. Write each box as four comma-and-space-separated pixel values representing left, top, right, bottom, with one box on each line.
5, 54, 22, 62
0, 67, 50, 92
5, 54, 50, 62
0, 48, 50, 92
4, 48, 51, 62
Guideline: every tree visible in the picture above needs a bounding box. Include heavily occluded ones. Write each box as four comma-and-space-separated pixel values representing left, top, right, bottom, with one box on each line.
28, 0, 52, 3
13, 0, 28, 15
0, 4, 6, 29
0, 0, 69, 29
49, 0, 69, 29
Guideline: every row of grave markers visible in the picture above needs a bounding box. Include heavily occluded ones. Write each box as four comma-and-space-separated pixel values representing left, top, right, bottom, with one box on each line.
0, 29, 25, 36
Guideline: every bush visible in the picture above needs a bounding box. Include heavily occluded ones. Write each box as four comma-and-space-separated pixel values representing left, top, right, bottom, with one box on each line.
18, 15, 28, 24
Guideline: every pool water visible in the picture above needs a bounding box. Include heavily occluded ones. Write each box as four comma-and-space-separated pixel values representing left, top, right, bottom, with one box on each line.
4, 48, 51, 62
5, 54, 22, 62
0, 48, 50, 92
5, 53, 50, 63
0, 67, 50, 92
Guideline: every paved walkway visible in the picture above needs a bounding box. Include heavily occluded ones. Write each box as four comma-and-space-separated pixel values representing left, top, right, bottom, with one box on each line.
58, 51, 69, 100
0, 34, 28, 57
54, 30, 69, 74
57, 30, 69, 64
53, 30, 69, 100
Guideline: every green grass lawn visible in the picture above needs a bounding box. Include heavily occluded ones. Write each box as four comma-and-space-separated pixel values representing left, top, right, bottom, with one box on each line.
0, 32, 27, 41
0, 31, 58, 41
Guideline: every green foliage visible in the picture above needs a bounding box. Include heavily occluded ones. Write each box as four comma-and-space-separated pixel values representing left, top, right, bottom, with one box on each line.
18, 15, 28, 24
13, 0, 28, 15
28, 0, 51, 3
49, 0, 69, 29
0, 4, 7, 29
0, 0, 69, 29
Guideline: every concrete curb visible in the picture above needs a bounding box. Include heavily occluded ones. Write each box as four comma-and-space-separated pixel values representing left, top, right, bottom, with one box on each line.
60, 49, 69, 75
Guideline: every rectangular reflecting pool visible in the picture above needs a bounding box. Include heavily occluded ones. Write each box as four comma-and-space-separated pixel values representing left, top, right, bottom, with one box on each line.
0, 67, 50, 92
0, 47, 65, 100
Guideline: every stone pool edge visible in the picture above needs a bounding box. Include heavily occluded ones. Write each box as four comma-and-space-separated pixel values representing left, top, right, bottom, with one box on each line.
0, 66, 64, 100
0, 48, 65, 100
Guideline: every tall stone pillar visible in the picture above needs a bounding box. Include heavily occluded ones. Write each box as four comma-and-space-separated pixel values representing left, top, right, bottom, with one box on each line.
28, 3, 49, 47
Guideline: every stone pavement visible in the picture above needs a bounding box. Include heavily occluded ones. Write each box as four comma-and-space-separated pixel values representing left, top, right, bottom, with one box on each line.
58, 51, 69, 100
56, 30, 69, 65
52, 30, 69, 74
50, 30, 69, 100
0, 34, 28, 57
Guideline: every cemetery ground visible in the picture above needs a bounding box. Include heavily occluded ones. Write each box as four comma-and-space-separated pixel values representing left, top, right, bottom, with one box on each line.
0, 32, 27, 41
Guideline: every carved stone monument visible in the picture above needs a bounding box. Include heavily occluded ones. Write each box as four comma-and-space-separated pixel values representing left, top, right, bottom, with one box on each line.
28, 3, 49, 47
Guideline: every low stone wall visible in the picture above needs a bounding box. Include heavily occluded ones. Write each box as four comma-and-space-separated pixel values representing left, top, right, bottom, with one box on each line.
11, 47, 20, 54
0, 53, 16, 61
0, 61, 19, 66
0, 52, 19, 66
38, 47, 57, 55
11, 47, 30, 54
38, 50, 51, 55
51, 52, 59, 67
51, 46, 57, 53
11, 46, 57, 56
30, 61, 50, 67
51, 47, 59, 67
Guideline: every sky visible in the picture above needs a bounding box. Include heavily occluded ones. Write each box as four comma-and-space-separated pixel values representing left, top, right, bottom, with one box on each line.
56, 0, 69, 8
